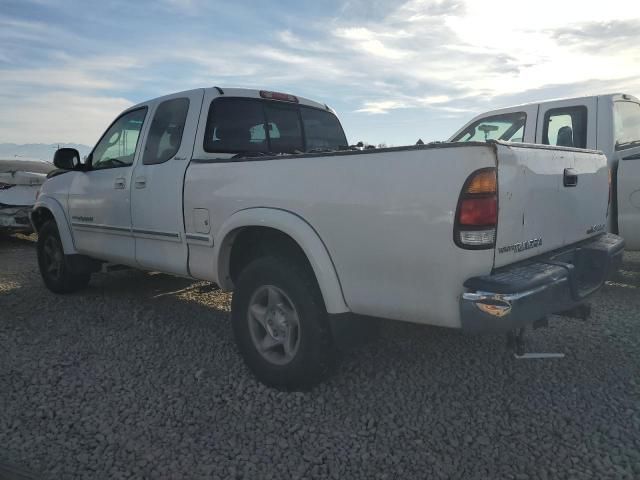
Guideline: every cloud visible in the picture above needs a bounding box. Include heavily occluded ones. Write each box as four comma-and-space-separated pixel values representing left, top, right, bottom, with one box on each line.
355, 94, 467, 114
160, 0, 205, 14
334, 27, 412, 59
0, 92, 133, 145
0, 15, 74, 43
396, 0, 466, 20
1, 0, 640, 146
356, 100, 409, 114
551, 19, 640, 52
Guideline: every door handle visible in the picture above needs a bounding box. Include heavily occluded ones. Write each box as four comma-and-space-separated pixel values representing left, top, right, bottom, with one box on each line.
114, 178, 126, 189
563, 168, 578, 187
134, 177, 147, 189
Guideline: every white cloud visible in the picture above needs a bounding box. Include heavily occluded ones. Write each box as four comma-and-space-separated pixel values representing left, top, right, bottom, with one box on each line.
335, 27, 412, 59
0, 67, 116, 90
328, 0, 640, 117
161, 0, 203, 14
356, 100, 409, 114
355, 95, 471, 114
2, 0, 640, 145
417, 95, 450, 105
0, 92, 133, 145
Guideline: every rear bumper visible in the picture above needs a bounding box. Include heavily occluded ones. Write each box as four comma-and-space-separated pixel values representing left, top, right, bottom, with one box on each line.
0, 204, 33, 231
460, 233, 624, 332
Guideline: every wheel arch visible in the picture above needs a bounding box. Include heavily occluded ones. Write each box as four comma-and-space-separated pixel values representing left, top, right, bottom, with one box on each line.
215, 208, 349, 314
30, 196, 77, 255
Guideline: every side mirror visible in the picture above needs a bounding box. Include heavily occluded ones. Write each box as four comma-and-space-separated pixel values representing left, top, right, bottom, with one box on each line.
53, 148, 81, 170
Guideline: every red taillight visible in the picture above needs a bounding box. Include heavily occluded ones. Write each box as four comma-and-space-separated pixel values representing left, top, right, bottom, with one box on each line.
454, 168, 498, 249
459, 197, 498, 226
259, 90, 299, 103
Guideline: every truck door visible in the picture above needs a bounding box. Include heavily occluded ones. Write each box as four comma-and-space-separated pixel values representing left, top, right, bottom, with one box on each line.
130, 89, 204, 275
614, 100, 640, 250
68, 107, 149, 264
536, 98, 598, 149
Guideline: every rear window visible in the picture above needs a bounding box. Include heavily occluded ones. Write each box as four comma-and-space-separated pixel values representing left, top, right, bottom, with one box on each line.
452, 112, 526, 143
203, 98, 347, 154
614, 101, 640, 150
264, 102, 304, 153
301, 107, 350, 150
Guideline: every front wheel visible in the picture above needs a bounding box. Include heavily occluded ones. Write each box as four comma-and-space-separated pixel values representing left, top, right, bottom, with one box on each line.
37, 220, 90, 294
231, 256, 334, 390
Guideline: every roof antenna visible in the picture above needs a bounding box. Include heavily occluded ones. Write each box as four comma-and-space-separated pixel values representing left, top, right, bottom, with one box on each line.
214, 86, 224, 95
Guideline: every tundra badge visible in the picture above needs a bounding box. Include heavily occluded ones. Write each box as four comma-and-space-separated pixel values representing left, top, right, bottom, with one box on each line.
498, 237, 542, 254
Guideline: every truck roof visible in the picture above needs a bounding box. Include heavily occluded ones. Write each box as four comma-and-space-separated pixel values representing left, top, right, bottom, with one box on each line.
449, 92, 640, 142
470, 92, 639, 117
129, 87, 334, 114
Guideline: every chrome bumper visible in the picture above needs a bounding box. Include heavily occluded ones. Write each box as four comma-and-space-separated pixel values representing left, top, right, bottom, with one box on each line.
460, 233, 624, 332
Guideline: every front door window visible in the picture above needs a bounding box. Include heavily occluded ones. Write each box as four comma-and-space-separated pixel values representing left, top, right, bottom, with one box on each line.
92, 108, 147, 169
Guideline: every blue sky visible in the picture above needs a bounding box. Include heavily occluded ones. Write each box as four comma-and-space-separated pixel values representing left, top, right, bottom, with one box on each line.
1, 0, 640, 147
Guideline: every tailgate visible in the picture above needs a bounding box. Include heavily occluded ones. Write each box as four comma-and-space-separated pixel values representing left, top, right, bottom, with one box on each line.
494, 142, 609, 268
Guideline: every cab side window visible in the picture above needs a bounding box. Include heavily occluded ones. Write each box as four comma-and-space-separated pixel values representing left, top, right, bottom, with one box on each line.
92, 108, 147, 169
143, 98, 190, 165
542, 106, 587, 149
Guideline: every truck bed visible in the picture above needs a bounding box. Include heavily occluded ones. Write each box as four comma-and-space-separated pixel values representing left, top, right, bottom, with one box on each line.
184, 141, 609, 328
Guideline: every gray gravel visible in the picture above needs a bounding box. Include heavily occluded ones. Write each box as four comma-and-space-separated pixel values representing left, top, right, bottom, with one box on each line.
1, 234, 639, 479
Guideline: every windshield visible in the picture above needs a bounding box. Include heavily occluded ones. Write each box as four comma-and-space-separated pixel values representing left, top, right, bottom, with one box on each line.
204, 98, 348, 154
614, 101, 640, 150
452, 112, 526, 143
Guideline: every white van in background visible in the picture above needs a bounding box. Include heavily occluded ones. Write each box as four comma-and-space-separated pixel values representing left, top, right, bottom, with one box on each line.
450, 94, 640, 250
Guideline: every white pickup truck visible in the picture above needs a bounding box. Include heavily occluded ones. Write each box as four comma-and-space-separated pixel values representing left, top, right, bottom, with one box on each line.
32, 87, 623, 388
450, 93, 640, 250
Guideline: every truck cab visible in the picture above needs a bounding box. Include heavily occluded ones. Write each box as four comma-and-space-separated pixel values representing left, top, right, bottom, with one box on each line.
449, 93, 640, 250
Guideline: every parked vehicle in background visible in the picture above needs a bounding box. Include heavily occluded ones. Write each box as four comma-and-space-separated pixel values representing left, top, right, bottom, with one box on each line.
450, 93, 640, 250
31, 87, 623, 388
0, 159, 54, 232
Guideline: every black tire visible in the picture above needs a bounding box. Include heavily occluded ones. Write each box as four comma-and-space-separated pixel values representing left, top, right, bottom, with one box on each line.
231, 255, 334, 390
37, 220, 90, 294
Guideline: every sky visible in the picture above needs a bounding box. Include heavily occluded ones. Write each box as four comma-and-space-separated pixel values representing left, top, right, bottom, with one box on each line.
1, 0, 640, 148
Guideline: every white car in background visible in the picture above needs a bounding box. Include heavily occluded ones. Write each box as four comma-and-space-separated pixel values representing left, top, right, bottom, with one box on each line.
0, 159, 54, 232
450, 93, 640, 250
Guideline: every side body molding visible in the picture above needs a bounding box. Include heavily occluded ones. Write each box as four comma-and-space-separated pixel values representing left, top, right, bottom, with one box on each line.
214, 208, 349, 314
30, 196, 78, 255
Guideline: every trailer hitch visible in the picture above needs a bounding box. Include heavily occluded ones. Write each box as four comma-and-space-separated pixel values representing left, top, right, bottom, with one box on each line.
507, 320, 565, 359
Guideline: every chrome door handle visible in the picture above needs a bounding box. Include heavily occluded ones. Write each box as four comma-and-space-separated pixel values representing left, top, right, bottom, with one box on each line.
134, 177, 147, 189
114, 178, 126, 189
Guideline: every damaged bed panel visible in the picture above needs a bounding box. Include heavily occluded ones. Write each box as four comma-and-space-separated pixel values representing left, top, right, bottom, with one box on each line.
0, 160, 54, 232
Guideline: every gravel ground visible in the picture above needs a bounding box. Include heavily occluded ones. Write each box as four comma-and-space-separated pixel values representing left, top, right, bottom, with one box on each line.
1, 234, 639, 479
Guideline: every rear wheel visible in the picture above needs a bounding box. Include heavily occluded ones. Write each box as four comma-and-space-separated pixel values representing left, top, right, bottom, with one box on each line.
231, 256, 333, 390
37, 220, 90, 293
